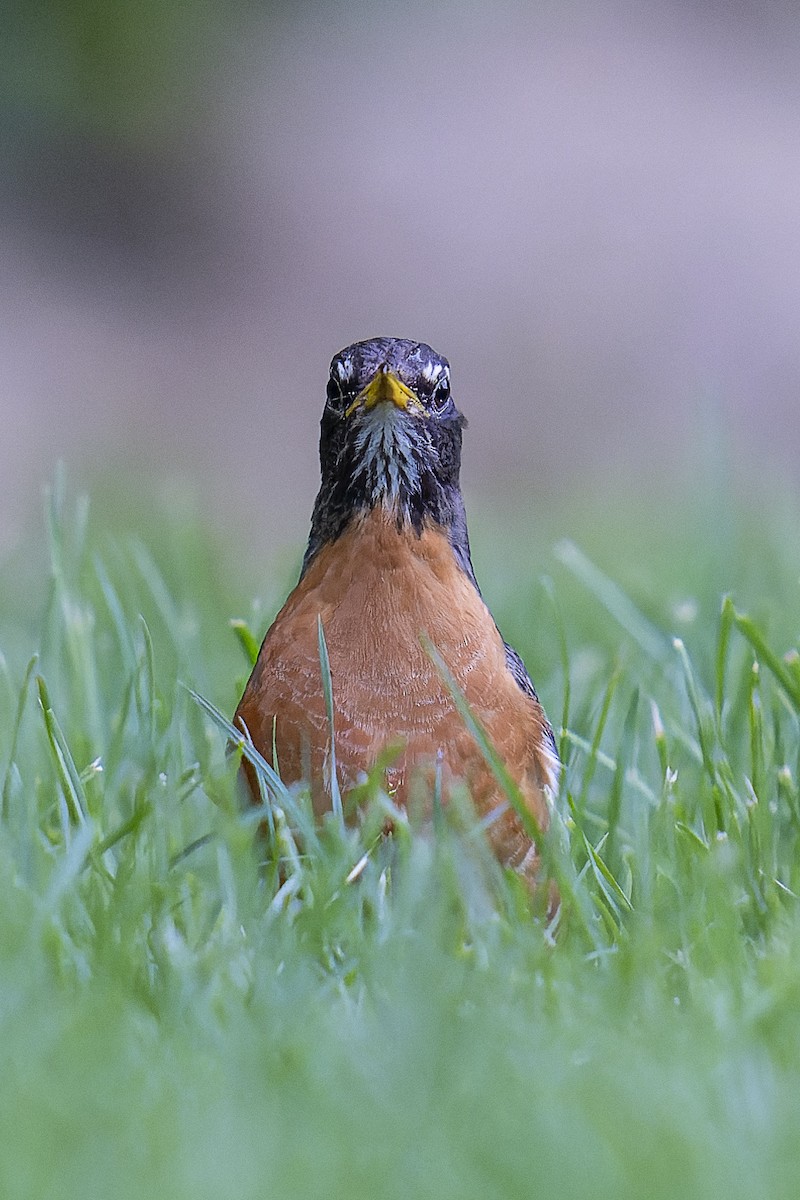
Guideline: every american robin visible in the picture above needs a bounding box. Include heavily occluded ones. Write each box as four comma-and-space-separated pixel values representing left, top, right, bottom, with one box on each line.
234, 337, 559, 886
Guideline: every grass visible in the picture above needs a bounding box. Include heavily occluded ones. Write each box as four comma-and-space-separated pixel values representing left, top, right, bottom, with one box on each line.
1, 467, 800, 1198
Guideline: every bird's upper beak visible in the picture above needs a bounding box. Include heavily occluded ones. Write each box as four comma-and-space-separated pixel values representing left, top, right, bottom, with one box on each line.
346, 367, 422, 418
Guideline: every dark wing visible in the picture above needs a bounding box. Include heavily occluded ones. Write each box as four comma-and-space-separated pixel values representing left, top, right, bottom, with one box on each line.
503, 641, 560, 765
430, 496, 560, 770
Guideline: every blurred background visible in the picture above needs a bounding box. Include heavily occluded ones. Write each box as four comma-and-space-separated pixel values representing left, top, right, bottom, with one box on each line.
2, 0, 799, 562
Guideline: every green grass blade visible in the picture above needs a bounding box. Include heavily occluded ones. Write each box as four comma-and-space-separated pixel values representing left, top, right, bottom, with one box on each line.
554, 539, 668, 661
184, 685, 314, 842
317, 615, 343, 822
2, 654, 38, 820
421, 632, 597, 942
582, 830, 634, 915
576, 666, 621, 817
542, 575, 571, 764
421, 634, 542, 839
673, 637, 716, 783
92, 555, 136, 668
36, 675, 88, 830
650, 699, 669, 783
94, 797, 152, 857
136, 615, 157, 745
747, 661, 764, 800
559, 729, 657, 804
129, 539, 184, 647
230, 619, 260, 668
732, 605, 800, 711
716, 594, 735, 725
606, 687, 639, 865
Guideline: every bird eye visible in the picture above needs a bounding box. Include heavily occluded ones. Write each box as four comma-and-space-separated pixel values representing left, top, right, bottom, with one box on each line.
326, 374, 346, 408
429, 375, 451, 414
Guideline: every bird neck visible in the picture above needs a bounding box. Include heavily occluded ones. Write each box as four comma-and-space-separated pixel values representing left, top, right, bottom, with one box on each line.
301, 484, 480, 592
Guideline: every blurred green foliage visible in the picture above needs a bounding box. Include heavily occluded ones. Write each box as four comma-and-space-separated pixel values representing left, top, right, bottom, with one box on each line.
1, 469, 800, 1198
1, 0, 231, 144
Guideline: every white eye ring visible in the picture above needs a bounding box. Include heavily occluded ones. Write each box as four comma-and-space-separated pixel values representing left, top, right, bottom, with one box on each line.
429, 373, 451, 413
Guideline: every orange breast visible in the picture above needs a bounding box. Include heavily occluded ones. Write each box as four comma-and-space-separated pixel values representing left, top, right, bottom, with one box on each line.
235, 508, 555, 879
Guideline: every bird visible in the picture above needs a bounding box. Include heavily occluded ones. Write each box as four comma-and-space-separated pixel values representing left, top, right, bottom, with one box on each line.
234, 336, 559, 888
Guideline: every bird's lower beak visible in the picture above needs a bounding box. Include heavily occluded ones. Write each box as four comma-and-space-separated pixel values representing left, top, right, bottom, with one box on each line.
346, 368, 421, 417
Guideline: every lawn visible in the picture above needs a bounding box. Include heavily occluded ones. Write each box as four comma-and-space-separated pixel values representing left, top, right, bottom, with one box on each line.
1, 467, 799, 1199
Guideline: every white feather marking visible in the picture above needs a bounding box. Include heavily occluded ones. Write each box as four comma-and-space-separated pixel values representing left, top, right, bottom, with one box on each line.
334, 356, 352, 383
352, 405, 422, 505
542, 745, 561, 797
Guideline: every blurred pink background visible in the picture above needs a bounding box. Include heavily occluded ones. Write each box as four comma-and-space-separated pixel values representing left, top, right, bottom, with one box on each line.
2, 1, 799, 557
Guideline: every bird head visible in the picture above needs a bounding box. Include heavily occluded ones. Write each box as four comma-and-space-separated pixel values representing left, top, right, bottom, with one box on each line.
301, 337, 476, 579
317, 336, 466, 524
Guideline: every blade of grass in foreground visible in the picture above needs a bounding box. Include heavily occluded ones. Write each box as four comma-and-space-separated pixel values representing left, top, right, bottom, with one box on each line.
730, 601, 800, 711
542, 575, 571, 765
581, 830, 633, 919
715, 594, 735, 726
317, 615, 343, 822
605, 686, 639, 867
559, 729, 657, 805
37, 674, 87, 831
185, 685, 315, 844
135, 616, 157, 746
2, 654, 38, 819
421, 632, 599, 943
554, 539, 668, 662
230, 619, 260, 668
673, 637, 717, 785
575, 666, 621, 821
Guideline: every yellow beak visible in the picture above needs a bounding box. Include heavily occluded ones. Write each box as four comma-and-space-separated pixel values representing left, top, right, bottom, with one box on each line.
345, 368, 420, 417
